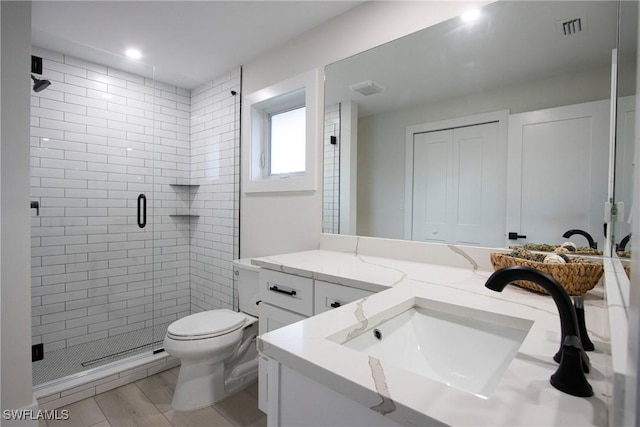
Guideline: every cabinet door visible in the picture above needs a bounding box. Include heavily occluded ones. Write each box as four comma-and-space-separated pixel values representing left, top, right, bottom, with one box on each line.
258, 355, 269, 413
258, 302, 307, 335
314, 281, 374, 314
258, 303, 306, 415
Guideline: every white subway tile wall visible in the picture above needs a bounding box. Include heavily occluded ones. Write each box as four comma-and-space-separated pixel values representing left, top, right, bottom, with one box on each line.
323, 104, 340, 234
30, 47, 241, 358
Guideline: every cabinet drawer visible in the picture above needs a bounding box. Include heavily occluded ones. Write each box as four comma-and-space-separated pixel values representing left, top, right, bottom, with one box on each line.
314, 280, 374, 314
259, 270, 313, 316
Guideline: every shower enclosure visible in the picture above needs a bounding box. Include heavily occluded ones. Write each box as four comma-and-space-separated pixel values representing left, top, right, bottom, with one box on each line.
29, 42, 240, 387
323, 104, 340, 234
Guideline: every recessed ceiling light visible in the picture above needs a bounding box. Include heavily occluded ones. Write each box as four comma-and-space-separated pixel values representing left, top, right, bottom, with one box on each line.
125, 48, 142, 60
461, 8, 481, 23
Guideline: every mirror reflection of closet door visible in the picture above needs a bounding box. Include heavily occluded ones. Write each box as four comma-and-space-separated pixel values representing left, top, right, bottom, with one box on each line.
614, 95, 636, 244
411, 129, 452, 243
410, 121, 502, 246
506, 100, 610, 248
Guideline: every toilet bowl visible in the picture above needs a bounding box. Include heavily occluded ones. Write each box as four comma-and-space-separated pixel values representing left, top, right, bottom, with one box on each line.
164, 259, 261, 411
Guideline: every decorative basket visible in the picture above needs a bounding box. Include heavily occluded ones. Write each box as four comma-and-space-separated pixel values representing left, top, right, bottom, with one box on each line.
511, 243, 603, 256
490, 252, 604, 296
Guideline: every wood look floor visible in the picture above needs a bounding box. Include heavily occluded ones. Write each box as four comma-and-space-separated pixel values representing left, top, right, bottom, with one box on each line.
40, 367, 266, 427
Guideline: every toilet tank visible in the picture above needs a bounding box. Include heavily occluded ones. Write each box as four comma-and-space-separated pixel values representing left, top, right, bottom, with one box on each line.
233, 258, 260, 317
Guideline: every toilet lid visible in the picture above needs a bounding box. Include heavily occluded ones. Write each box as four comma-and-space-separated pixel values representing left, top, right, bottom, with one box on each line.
167, 309, 246, 339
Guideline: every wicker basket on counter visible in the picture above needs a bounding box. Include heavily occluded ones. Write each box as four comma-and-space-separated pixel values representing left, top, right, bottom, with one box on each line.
512, 243, 603, 256
490, 252, 604, 296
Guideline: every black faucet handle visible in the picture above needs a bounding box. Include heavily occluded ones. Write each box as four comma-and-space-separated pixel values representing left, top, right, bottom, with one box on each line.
573, 297, 595, 352
550, 335, 593, 397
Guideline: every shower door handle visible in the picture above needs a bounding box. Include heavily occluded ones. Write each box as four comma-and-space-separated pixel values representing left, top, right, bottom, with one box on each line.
137, 194, 147, 229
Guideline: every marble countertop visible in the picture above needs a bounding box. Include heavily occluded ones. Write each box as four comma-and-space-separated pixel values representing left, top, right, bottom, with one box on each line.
254, 247, 611, 426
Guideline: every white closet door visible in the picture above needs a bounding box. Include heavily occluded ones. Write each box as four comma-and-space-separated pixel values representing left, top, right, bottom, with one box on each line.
506, 100, 609, 248
411, 122, 501, 246
411, 129, 452, 243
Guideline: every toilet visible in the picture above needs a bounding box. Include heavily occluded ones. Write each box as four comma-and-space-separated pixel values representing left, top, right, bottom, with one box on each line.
164, 259, 261, 411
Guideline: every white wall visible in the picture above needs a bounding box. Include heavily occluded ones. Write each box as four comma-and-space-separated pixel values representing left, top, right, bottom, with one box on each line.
240, 0, 491, 258
1, 0, 37, 418
357, 65, 611, 239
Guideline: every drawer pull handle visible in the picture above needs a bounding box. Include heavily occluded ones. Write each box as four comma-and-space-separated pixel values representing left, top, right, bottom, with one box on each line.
268, 286, 297, 296
330, 301, 341, 308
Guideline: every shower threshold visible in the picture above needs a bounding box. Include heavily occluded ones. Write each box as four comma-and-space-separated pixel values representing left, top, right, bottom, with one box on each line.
33, 322, 171, 386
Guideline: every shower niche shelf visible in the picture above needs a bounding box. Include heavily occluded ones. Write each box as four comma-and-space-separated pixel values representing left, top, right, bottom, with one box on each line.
169, 183, 200, 188
169, 183, 199, 218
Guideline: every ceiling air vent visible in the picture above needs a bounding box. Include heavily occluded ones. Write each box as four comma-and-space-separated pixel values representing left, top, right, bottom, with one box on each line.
556, 15, 586, 37
349, 80, 385, 96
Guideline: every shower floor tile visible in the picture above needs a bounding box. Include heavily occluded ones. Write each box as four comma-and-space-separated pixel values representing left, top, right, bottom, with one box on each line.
33, 323, 171, 386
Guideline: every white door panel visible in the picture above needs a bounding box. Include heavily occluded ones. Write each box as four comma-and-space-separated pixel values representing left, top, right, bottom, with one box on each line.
452, 123, 500, 245
507, 100, 609, 248
412, 130, 451, 242
615, 95, 636, 242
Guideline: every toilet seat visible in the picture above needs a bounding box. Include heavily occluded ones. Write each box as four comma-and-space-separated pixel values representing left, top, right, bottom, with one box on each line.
167, 309, 246, 341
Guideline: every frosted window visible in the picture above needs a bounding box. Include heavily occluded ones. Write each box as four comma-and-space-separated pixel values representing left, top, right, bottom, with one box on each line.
270, 107, 306, 175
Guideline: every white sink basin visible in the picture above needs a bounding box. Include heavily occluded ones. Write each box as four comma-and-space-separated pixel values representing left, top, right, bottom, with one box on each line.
334, 297, 533, 398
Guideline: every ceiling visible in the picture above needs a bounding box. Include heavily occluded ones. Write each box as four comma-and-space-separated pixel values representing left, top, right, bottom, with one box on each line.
31, 1, 364, 89
325, 1, 623, 117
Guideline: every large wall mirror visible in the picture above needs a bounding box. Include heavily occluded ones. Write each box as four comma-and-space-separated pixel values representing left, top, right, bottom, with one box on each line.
323, 0, 636, 255
613, 0, 638, 257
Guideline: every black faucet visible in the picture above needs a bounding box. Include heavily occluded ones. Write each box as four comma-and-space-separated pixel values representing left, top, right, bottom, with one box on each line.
617, 233, 631, 252
562, 229, 597, 249
485, 266, 593, 397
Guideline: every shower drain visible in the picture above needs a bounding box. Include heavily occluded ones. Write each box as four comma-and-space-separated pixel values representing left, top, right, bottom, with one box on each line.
82, 340, 164, 367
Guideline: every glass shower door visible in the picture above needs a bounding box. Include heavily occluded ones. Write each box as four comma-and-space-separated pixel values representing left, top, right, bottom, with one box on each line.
149, 79, 194, 349
30, 42, 158, 384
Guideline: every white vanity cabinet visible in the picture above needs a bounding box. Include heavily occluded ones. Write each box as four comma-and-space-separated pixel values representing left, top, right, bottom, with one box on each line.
257, 269, 376, 414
